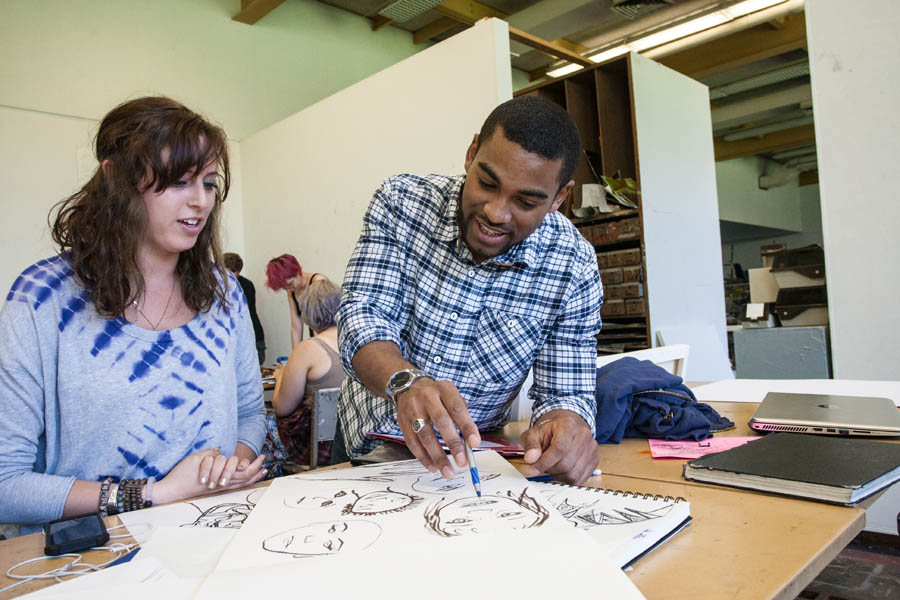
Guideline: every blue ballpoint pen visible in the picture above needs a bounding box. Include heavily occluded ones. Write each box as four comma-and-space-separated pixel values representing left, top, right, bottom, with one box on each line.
463, 442, 482, 497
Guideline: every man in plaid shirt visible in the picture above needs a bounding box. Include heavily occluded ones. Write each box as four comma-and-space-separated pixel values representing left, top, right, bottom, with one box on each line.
335, 96, 603, 485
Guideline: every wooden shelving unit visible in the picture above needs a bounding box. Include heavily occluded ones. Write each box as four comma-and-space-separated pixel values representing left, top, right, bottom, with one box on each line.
518, 56, 649, 353
516, 53, 729, 375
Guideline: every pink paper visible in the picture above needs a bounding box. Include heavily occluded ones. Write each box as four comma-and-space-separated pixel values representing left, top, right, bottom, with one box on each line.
648, 436, 762, 459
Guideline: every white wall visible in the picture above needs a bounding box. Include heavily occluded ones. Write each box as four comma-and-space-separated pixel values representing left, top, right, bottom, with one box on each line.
630, 53, 732, 381
0, 0, 423, 311
239, 19, 513, 362
806, 0, 900, 380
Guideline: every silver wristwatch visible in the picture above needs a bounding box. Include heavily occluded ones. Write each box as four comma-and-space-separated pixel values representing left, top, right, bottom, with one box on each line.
385, 368, 430, 401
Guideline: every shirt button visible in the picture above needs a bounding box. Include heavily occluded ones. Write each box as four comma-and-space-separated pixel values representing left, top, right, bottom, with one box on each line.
433, 356, 442, 364
467, 270, 475, 277
507, 319, 516, 327
449, 312, 458, 321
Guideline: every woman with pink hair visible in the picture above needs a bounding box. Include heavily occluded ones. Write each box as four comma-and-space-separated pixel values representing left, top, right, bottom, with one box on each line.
265, 254, 326, 346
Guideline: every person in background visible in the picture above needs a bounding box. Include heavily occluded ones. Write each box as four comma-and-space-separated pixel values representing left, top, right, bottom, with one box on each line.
335, 96, 603, 485
0, 96, 267, 537
272, 278, 345, 466
224, 252, 266, 364
265, 254, 325, 346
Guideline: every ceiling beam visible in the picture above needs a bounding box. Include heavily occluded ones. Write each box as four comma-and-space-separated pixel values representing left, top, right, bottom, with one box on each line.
659, 12, 807, 80
232, 0, 285, 25
711, 83, 812, 130
413, 17, 458, 44
432, 0, 506, 24
371, 15, 393, 31
714, 124, 815, 162
508, 26, 592, 67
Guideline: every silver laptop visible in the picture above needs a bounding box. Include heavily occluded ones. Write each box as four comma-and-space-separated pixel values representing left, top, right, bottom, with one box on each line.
749, 392, 900, 437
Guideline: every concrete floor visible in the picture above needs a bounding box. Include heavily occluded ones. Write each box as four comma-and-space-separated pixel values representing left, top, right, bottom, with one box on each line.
797, 533, 900, 600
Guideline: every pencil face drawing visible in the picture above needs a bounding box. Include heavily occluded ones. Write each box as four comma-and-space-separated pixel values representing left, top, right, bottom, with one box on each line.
424, 488, 549, 537
262, 520, 382, 557
341, 488, 423, 516
412, 471, 501, 494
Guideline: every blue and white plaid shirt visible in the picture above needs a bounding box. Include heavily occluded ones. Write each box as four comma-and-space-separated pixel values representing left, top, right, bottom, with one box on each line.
336, 174, 603, 456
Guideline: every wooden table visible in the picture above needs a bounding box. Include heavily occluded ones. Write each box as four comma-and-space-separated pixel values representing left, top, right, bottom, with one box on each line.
500, 400, 868, 600
0, 402, 866, 600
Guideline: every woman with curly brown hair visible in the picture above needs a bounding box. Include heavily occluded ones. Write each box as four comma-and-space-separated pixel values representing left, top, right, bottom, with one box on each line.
0, 96, 266, 536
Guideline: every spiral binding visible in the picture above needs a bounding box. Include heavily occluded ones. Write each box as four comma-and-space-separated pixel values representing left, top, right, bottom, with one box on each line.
547, 480, 686, 502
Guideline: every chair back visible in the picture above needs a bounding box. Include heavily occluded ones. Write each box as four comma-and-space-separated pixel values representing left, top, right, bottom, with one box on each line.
596, 343, 690, 377
310, 387, 341, 469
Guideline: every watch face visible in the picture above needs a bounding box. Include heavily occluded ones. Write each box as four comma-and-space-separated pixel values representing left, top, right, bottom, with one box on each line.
390, 370, 413, 390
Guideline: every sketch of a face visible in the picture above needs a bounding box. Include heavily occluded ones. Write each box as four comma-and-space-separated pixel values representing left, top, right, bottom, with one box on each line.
412, 471, 502, 494
342, 488, 422, 516
184, 489, 265, 528
424, 489, 549, 537
262, 520, 381, 557
286, 490, 349, 510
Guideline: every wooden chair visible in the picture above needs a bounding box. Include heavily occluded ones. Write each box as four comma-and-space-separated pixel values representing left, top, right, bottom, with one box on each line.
309, 387, 341, 469
509, 344, 691, 422
595, 343, 689, 378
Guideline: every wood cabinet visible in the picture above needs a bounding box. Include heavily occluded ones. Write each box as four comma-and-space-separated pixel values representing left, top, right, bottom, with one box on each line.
517, 53, 731, 380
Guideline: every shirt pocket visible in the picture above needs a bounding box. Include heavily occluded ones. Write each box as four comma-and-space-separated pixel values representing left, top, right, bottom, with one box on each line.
468, 309, 544, 386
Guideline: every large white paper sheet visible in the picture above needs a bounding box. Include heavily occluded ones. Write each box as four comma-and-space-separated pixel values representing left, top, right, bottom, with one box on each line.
117, 487, 267, 543
692, 379, 900, 405
196, 526, 646, 600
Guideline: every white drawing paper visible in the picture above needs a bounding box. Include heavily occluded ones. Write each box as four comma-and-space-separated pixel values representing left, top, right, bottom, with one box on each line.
532, 481, 692, 567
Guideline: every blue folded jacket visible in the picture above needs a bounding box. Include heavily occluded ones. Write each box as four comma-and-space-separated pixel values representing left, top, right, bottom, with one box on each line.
594, 357, 734, 443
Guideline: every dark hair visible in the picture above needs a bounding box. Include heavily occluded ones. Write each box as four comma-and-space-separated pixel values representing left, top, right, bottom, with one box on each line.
477, 96, 581, 188
297, 278, 341, 332
50, 96, 231, 317
265, 254, 301, 291
223, 252, 243, 273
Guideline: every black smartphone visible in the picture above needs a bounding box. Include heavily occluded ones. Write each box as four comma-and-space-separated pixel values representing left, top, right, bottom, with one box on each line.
43, 512, 109, 556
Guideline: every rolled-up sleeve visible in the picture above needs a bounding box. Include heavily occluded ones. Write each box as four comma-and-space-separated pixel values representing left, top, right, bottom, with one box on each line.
336, 181, 408, 381
528, 255, 603, 435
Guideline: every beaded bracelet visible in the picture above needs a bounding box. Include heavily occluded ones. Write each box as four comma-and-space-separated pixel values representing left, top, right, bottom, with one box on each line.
98, 477, 112, 518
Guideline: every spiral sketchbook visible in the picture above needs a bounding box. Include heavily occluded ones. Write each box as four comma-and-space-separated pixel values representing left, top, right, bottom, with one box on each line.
531, 481, 692, 568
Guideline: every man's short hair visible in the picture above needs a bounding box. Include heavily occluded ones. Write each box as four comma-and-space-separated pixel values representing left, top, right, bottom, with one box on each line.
297, 278, 341, 332
223, 252, 243, 273
477, 96, 581, 188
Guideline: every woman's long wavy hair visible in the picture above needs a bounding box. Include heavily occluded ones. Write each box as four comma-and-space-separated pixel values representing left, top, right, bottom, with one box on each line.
50, 96, 231, 317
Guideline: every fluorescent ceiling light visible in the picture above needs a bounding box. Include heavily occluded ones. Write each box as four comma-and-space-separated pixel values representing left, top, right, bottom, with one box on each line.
547, 63, 584, 78
589, 45, 630, 64
550, 0, 789, 77
630, 13, 728, 51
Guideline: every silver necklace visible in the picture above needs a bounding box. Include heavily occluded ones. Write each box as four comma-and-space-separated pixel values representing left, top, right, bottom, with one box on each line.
132, 279, 176, 330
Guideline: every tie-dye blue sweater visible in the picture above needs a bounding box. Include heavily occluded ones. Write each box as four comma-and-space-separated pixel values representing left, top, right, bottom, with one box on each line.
0, 255, 266, 533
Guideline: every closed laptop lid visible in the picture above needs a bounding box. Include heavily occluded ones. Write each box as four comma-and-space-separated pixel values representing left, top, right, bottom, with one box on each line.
750, 392, 900, 437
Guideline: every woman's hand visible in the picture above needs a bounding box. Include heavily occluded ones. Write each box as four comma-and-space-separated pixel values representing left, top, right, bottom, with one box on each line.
154, 448, 267, 505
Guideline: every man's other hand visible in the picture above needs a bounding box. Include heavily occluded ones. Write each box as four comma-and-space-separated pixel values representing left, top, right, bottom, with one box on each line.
520, 409, 598, 485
